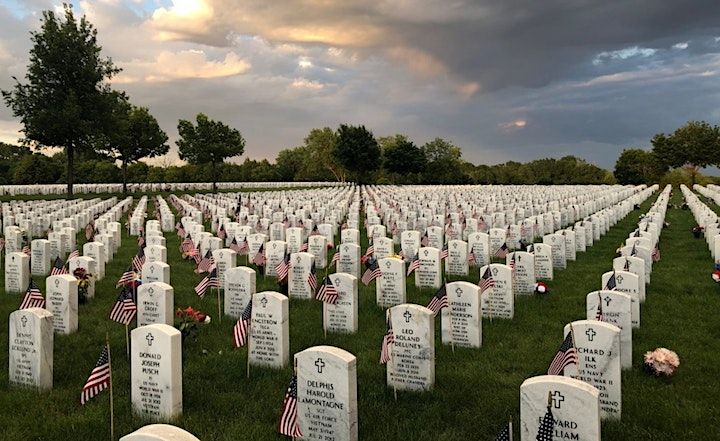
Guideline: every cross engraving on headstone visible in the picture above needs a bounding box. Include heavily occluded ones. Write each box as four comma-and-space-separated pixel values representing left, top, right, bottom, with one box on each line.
604, 296, 612, 307
586, 328, 597, 342
404, 310, 412, 323
261, 297, 268, 308
315, 358, 325, 374
551, 391, 565, 409
146, 333, 154, 346
455, 287, 463, 297
616, 274, 624, 284
21, 316, 27, 327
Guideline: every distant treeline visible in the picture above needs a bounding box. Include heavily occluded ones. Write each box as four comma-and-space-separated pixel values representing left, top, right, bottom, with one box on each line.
0, 141, 618, 186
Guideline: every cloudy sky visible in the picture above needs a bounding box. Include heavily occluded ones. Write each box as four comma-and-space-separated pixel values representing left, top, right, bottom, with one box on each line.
1, 0, 719, 169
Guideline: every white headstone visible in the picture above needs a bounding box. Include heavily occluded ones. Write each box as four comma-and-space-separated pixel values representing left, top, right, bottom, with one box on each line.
224, 266, 256, 319
8, 307, 53, 390
323, 273, 358, 334
586, 291, 632, 370
442, 281, 481, 348
45, 274, 78, 335
415, 247, 442, 289
249, 291, 289, 369
479, 264, 514, 319
386, 304, 435, 392
289, 252, 315, 299
5, 252, 30, 294
376, 257, 406, 308
137, 283, 174, 327
131, 324, 182, 420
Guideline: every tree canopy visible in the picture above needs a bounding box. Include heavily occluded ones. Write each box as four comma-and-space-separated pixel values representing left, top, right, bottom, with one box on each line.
651, 120, 720, 184
334, 124, 381, 184
2, 4, 120, 195
177, 113, 245, 191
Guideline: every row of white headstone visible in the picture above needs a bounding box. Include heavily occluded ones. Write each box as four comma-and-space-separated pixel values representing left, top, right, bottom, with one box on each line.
686, 184, 720, 263
0, 181, 347, 196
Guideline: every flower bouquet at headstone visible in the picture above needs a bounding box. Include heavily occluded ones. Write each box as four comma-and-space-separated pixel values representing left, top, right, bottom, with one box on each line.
643, 347, 680, 378
175, 306, 211, 343
73, 267, 92, 304
712, 264, 720, 283
692, 225, 704, 238
534, 281, 549, 294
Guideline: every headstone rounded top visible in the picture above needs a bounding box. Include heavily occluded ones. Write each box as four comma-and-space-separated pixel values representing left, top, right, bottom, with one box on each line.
11, 307, 53, 320
119, 424, 200, 441
297, 345, 356, 364
521, 374, 600, 397
567, 319, 621, 334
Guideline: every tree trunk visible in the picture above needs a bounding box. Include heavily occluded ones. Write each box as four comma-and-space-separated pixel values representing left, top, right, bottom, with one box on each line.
122, 160, 128, 195
211, 160, 217, 193
67, 144, 74, 197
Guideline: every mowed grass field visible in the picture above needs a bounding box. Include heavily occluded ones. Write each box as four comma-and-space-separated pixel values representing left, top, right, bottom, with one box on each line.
0, 188, 719, 440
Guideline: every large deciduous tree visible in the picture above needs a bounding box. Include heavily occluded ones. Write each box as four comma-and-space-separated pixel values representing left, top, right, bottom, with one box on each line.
2, 4, 120, 196
651, 121, 720, 185
614, 149, 667, 185
107, 95, 169, 193
177, 113, 245, 192
333, 124, 380, 183
380, 134, 426, 183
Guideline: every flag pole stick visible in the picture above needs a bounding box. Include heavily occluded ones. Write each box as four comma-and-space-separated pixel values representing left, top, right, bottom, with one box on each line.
246, 342, 251, 379
125, 324, 130, 358
106, 333, 115, 441
388, 308, 397, 402
509, 415, 513, 441
217, 287, 222, 324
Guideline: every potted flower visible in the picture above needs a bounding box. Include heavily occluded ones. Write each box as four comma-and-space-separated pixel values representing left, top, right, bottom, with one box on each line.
176, 306, 211, 343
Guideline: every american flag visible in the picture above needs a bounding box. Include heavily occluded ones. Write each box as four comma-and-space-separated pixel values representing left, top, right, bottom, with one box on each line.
361, 257, 381, 285
196, 250, 215, 273
652, 247, 660, 262
181, 236, 194, 254
50, 257, 68, 276
478, 218, 488, 231
195, 267, 220, 298
132, 247, 145, 271
308, 264, 318, 292
316, 276, 338, 304
278, 375, 302, 438
623, 258, 631, 271
379, 316, 394, 364
252, 243, 266, 267
68, 248, 80, 261
137, 235, 145, 248
595, 292, 604, 321
479, 267, 496, 293
115, 265, 136, 288
440, 243, 449, 260
331, 250, 340, 266
495, 422, 512, 441
604, 271, 617, 291
364, 245, 375, 258
218, 224, 227, 240
310, 225, 321, 236
547, 331, 578, 375
494, 243, 509, 259
276, 253, 291, 283
20, 279, 45, 310
536, 404, 555, 441
109, 288, 137, 325
630, 244, 638, 257
420, 231, 429, 247
508, 253, 516, 271
80, 344, 111, 405
406, 253, 420, 276
233, 300, 253, 348
22, 244, 30, 255
468, 252, 477, 266
426, 284, 448, 316
299, 239, 309, 252
0, 238, 4, 252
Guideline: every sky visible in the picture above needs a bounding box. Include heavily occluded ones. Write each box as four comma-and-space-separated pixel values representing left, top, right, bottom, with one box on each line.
1, 0, 719, 169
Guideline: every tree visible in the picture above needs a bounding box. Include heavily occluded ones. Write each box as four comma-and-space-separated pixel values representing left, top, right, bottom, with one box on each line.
2, 4, 120, 196
380, 135, 426, 183
421, 137, 467, 184
614, 149, 667, 184
106, 95, 169, 193
652, 121, 720, 185
12, 153, 60, 184
176, 113, 245, 192
303, 128, 346, 181
333, 124, 380, 183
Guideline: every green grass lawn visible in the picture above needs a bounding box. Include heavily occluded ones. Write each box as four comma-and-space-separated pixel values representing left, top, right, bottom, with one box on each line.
1, 188, 719, 440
